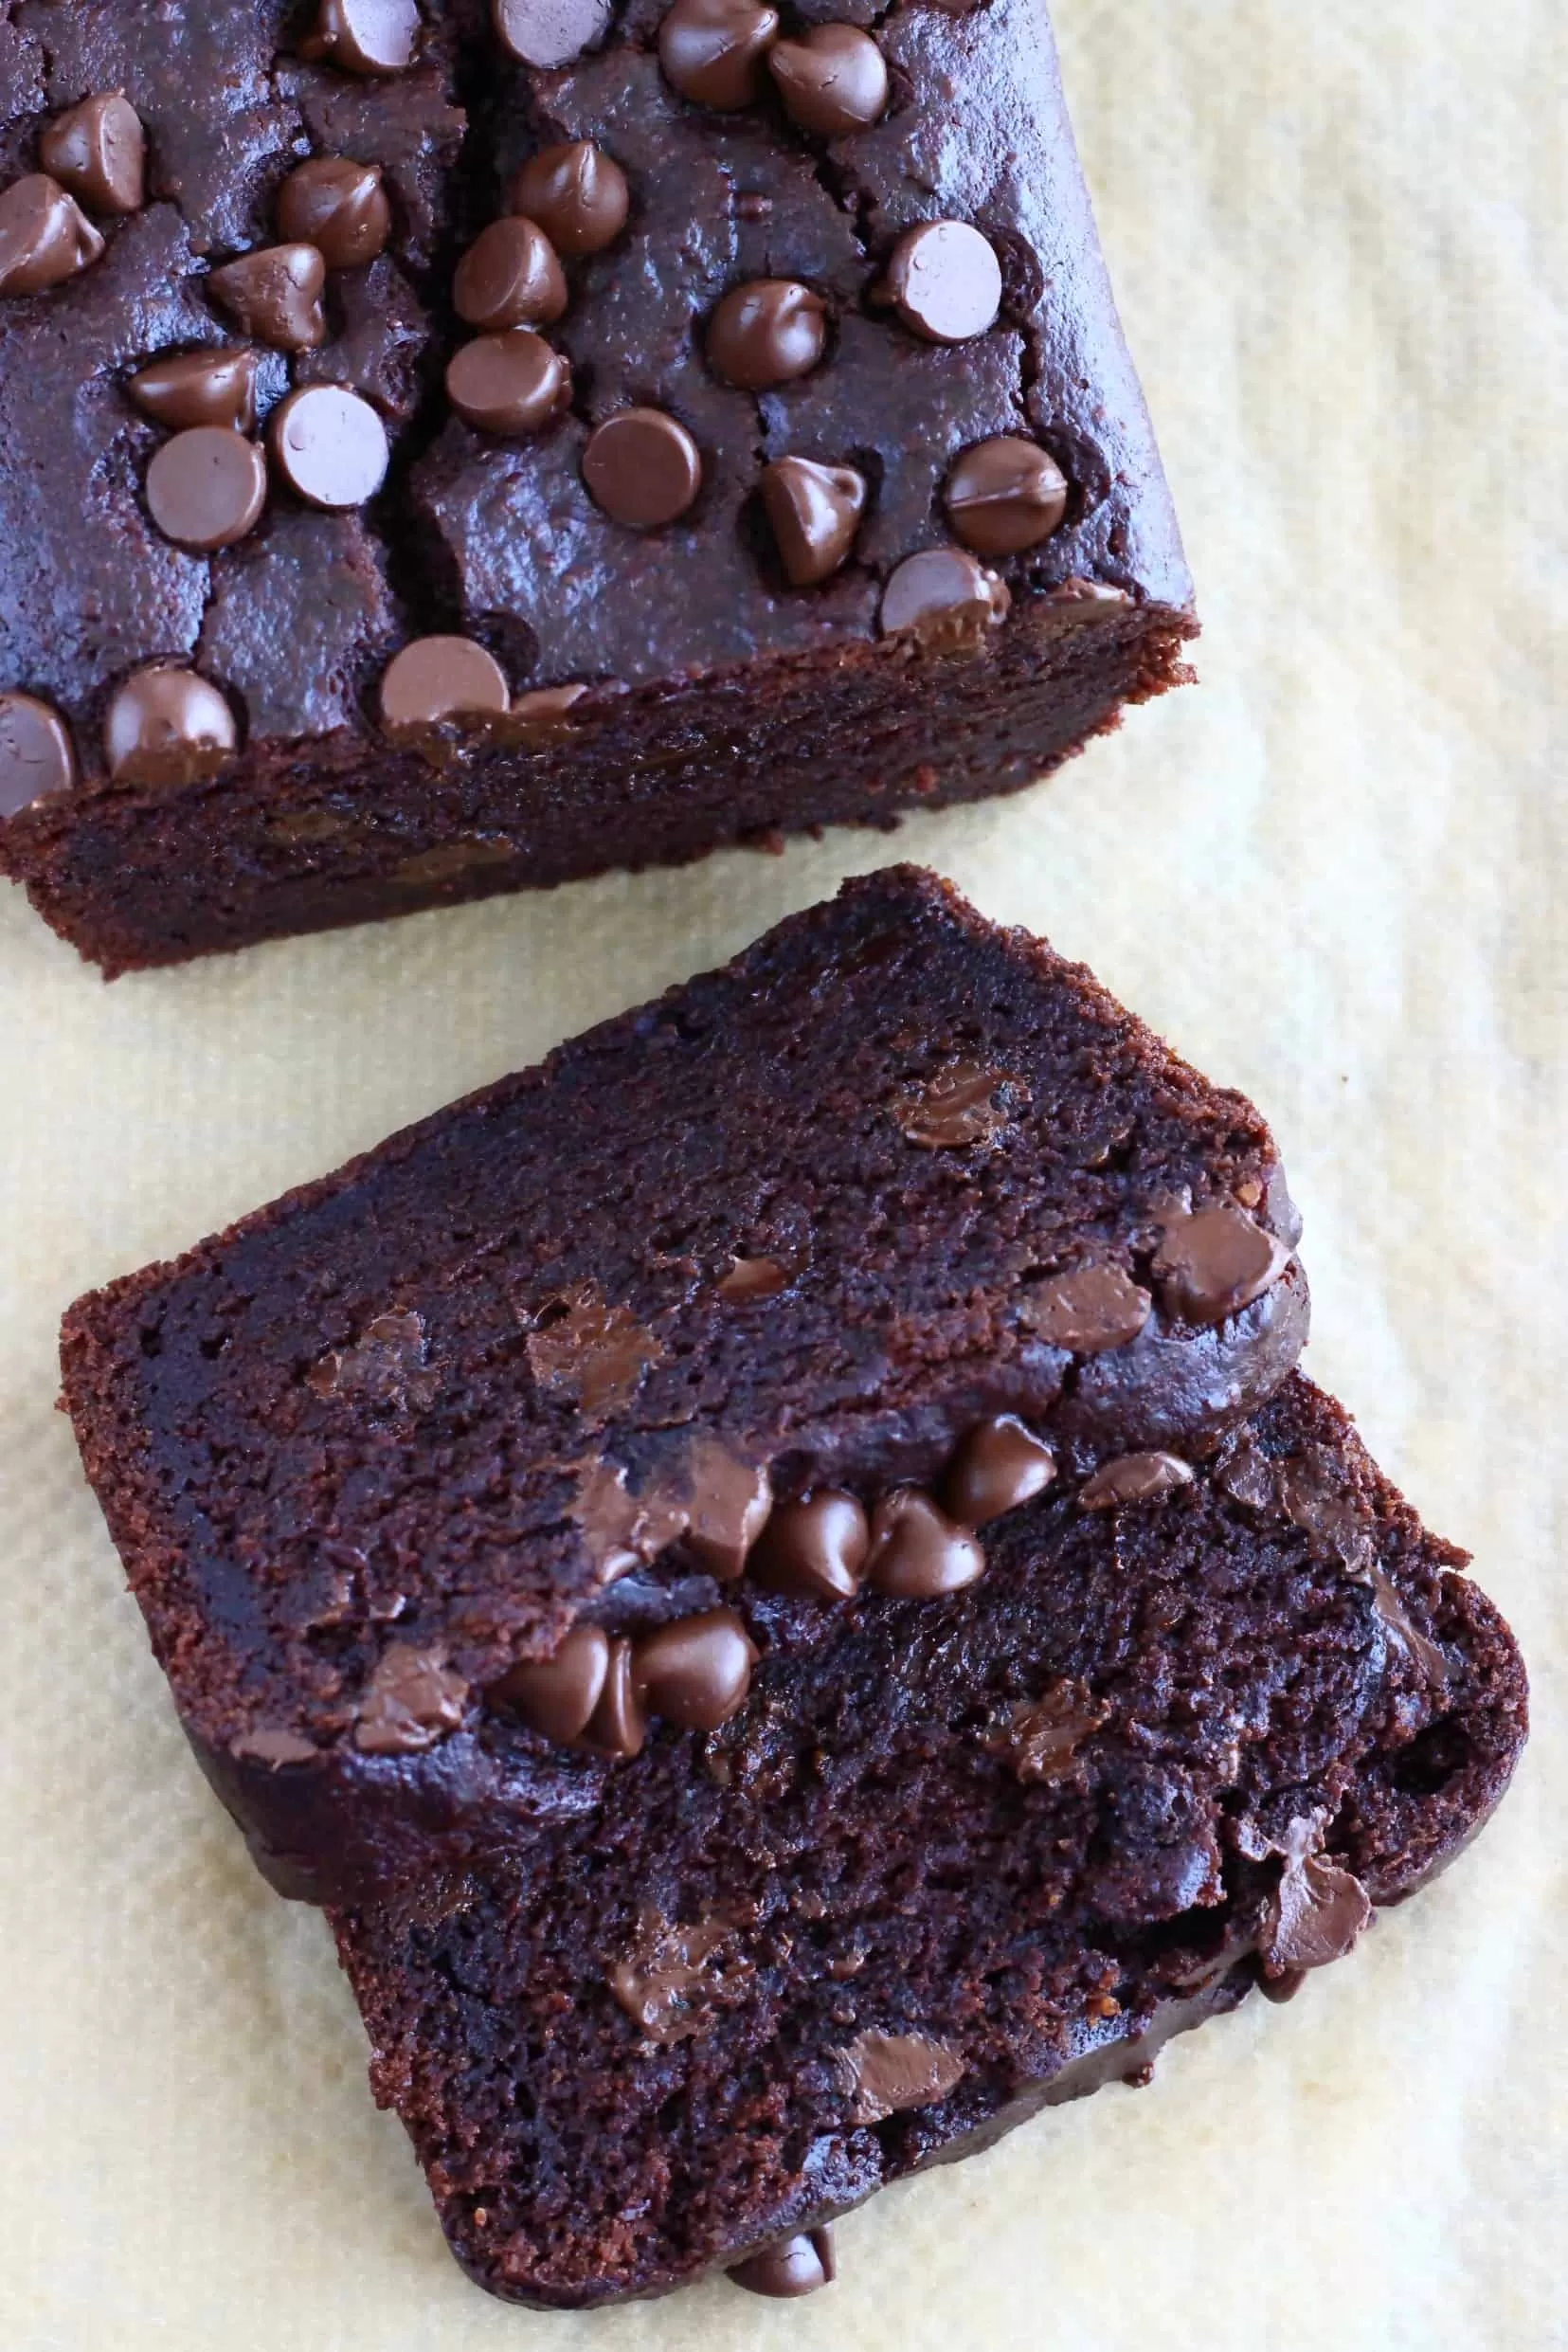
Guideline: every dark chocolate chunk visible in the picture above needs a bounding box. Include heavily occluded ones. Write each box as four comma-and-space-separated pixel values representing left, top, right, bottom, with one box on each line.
128, 348, 261, 433
354, 1644, 468, 1756
268, 385, 390, 510
583, 407, 703, 529
880, 547, 1009, 641
303, 0, 422, 76
582, 1637, 646, 1756
308, 1309, 438, 1410
276, 156, 392, 270
1154, 1204, 1292, 1327
494, 0, 614, 70
39, 93, 146, 218
715, 1254, 788, 1301
707, 279, 827, 389
946, 435, 1069, 555
767, 26, 887, 135
759, 456, 865, 587
207, 245, 327, 352
526, 1284, 666, 1417
103, 668, 238, 784
682, 1438, 772, 1577
1258, 1818, 1373, 1976
1079, 1452, 1195, 1510
892, 1059, 1013, 1148
750, 1491, 868, 1601
943, 1416, 1056, 1528
0, 174, 103, 296
380, 636, 512, 728
145, 426, 268, 552
230, 1727, 319, 1768
510, 140, 628, 258
491, 1622, 611, 1744
865, 1489, 986, 1599
568, 1459, 689, 1583
730, 2227, 836, 2298
0, 693, 76, 815
634, 1607, 757, 1731
658, 0, 780, 109
1019, 1263, 1152, 1353
882, 221, 1001, 344
609, 1908, 750, 2042
445, 328, 571, 436
453, 216, 568, 333
835, 2030, 964, 2126
984, 1677, 1109, 1783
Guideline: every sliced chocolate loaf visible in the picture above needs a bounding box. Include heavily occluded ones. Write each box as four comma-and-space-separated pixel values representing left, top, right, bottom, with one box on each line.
331, 1375, 1526, 2307
61, 869, 1308, 1905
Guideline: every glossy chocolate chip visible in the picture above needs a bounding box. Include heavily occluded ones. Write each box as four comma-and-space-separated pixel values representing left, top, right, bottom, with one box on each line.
1079, 1452, 1195, 1510
380, 637, 512, 728
943, 1417, 1056, 1528
39, 92, 146, 216
454, 216, 568, 332
730, 2227, 837, 2298
494, 0, 613, 68
865, 1489, 985, 1599
491, 1622, 609, 1745
750, 1491, 868, 1601
1153, 1204, 1292, 1327
583, 407, 702, 529
684, 1438, 772, 1578
768, 25, 887, 134
511, 140, 629, 257
892, 1058, 1012, 1147
946, 435, 1069, 555
716, 1254, 787, 1300
880, 546, 1009, 640
128, 347, 261, 432
1020, 1263, 1152, 1353
659, 0, 780, 108
268, 384, 389, 509
446, 328, 571, 435
512, 681, 590, 725
0, 174, 104, 296
760, 456, 866, 587
354, 1643, 468, 1755
582, 1636, 646, 1758
145, 427, 268, 551
103, 669, 238, 783
302, 0, 421, 74
707, 279, 826, 389
0, 693, 76, 816
207, 244, 327, 351
883, 220, 1001, 343
634, 1607, 757, 1732
276, 155, 391, 269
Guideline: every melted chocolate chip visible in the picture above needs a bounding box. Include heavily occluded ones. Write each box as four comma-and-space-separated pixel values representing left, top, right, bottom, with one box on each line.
0, 174, 103, 296
892, 1059, 1013, 1148
1079, 1452, 1195, 1510
207, 244, 327, 352
1259, 1818, 1372, 1975
880, 547, 1010, 642
835, 2030, 964, 2126
707, 278, 827, 389
984, 1678, 1109, 1783
882, 220, 1001, 343
268, 385, 389, 509
128, 348, 261, 433
307, 1309, 438, 1410
716, 1253, 788, 1301
865, 1489, 985, 1598
943, 1416, 1056, 1527
659, 0, 780, 108
750, 1491, 868, 1601
760, 456, 865, 586
231, 1726, 320, 1767
380, 636, 512, 728
512, 682, 589, 727
582, 1635, 647, 1756
634, 1606, 757, 1731
1153, 1203, 1291, 1327
446, 328, 571, 435
276, 155, 391, 269
495, 0, 613, 68
946, 435, 1069, 555
1019, 1263, 1152, 1353
302, 0, 421, 75
103, 668, 238, 784
145, 425, 267, 551
730, 2227, 837, 2298
609, 1908, 751, 2042
490, 1622, 609, 1744
583, 407, 702, 529
683, 1437, 772, 1577
453, 216, 568, 333
354, 1643, 468, 1755
569, 1458, 690, 1583
39, 93, 146, 217
510, 140, 629, 257
526, 1283, 667, 1417
1366, 1563, 1451, 1686
768, 25, 888, 134
1256, 1966, 1307, 2006
0, 693, 76, 815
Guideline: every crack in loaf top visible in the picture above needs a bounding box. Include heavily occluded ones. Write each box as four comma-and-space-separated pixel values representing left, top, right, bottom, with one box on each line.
0, 0, 1189, 803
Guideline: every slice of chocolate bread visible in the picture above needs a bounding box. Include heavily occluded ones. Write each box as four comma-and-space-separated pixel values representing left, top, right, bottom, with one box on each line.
329, 1375, 1526, 2308
61, 868, 1308, 1906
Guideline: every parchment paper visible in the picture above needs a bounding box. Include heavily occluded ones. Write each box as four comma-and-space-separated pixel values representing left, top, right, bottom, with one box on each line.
1, 3, 1563, 2344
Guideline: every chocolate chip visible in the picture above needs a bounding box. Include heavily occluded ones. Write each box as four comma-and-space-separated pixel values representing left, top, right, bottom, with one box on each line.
583, 407, 702, 529
882, 220, 1000, 343
490, 1622, 610, 1744
207, 244, 327, 352
526, 1283, 667, 1418
445, 327, 571, 435
1019, 1263, 1152, 1353
380, 636, 512, 729
104, 667, 238, 783
1259, 1818, 1372, 1975
307, 1309, 437, 1410
610, 1907, 750, 2041
453, 216, 568, 333
0, 693, 76, 815
750, 1491, 868, 1601
1154, 1203, 1292, 1327
634, 1606, 757, 1732
1257, 1966, 1307, 2006
835, 2029, 964, 2126
880, 547, 1009, 641
985, 1679, 1110, 1783
39, 92, 145, 217
494, 0, 613, 68
892, 1058, 1013, 1147
354, 1643, 468, 1756
302, 0, 422, 74
865, 1489, 985, 1599
730, 2228, 837, 2298
760, 455, 865, 586
276, 155, 391, 269
231, 1726, 319, 1767
716, 1253, 787, 1300
768, 24, 887, 134
1079, 1452, 1195, 1510
511, 139, 628, 257
0, 174, 104, 296
268, 384, 389, 510
946, 435, 1069, 555
570, 1458, 690, 1584
512, 681, 589, 725
145, 425, 267, 551
683, 1437, 772, 1577
943, 1416, 1056, 1527
706, 278, 826, 389
128, 347, 261, 432
659, 0, 780, 108
581, 1636, 646, 1757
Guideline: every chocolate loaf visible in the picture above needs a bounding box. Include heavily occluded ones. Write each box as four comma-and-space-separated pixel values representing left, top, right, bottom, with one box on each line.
0, 0, 1193, 973
331, 1375, 1527, 2307
60, 869, 1307, 1906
